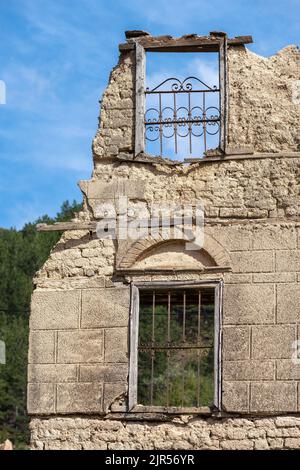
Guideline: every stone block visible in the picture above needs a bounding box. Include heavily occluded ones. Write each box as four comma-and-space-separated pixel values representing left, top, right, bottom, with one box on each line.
208, 226, 252, 251
252, 325, 296, 359
223, 326, 250, 360
56, 383, 103, 413
252, 226, 297, 250
223, 360, 275, 381
222, 382, 249, 412
250, 382, 297, 412
81, 288, 130, 328
105, 328, 128, 363
284, 438, 300, 449
28, 330, 55, 364
103, 383, 127, 412
276, 360, 300, 380
219, 208, 247, 218
220, 439, 253, 450
277, 284, 300, 323
254, 439, 269, 450
253, 272, 296, 283
83, 179, 145, 200
28, 364, 78, 383
57, 330, 104, 363
230, 251, 274, 273
267, 438, 284, 449
80, 364, 128, 382
27, 383, 55, 414
275, 416, 300, 427
30, 290, 80, 330
223, 284, 275, 324
223, 273, 252, 284
276, 250, 300, 272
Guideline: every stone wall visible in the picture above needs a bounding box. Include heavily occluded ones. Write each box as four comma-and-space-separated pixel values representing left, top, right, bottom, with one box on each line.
28, 32, 300, 450
228, 45, 300, 153
92, 51, 135, 161
28, 283, 129, 415
28, 219, 300, 417
91, 40, 300, 162
86, 156, 300, 221
30, 416, 300, 450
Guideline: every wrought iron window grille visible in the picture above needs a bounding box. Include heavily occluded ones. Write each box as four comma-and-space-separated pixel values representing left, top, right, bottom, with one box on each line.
128, 281, 222, 412
144, 76, 220, 157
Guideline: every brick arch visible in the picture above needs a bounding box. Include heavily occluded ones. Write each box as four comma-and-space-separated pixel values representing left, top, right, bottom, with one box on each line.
117, 233, 231, 269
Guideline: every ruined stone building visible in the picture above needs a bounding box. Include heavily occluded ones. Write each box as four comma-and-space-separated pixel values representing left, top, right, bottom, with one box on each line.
28, 31, 300, 450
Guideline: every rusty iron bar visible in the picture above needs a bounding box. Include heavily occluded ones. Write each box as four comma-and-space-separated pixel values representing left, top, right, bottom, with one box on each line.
173, 92, 178, 154
150, 290, 155, 406
203, 94, 207, 152
181, 290, 186, 406
166, 291, 171, 407
197, 290, 201, 407
159, 93, 163, 156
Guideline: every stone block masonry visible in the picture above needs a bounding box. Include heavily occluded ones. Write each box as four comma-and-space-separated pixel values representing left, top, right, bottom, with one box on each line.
28, 286, 130, 415
30, 416, 300, 450
28, 31, 300, 450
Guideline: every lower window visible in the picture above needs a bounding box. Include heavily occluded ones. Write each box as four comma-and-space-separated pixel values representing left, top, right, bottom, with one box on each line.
132, 282, 221, 410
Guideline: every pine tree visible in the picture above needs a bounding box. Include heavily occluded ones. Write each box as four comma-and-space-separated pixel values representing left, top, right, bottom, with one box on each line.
0, 200, 82, 448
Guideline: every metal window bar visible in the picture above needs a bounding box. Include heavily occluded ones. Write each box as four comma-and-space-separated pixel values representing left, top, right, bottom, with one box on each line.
150, 290, 155, 405
145, 76, 220, 157
197, 291, 201, 407
138, 288, 214, 408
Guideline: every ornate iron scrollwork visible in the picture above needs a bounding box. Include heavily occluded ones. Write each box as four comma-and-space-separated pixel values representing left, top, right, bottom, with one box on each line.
145, 76, 220, 156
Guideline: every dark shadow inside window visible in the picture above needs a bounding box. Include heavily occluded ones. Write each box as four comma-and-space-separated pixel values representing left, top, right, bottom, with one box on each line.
138, 288, 215, 408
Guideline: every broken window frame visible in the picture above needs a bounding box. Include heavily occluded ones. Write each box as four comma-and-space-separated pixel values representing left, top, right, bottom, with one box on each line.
134, 34, 228, 160
128, 280, 223, 413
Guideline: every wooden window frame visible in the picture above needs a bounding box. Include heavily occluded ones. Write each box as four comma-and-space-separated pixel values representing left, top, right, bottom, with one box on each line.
128, 280, 223, 413
134, 36, 228, 158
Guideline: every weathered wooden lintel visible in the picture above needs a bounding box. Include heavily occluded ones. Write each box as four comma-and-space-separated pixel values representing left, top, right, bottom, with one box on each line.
36, 221, 96, 232
134, 42, 146, 156
119, 34, 253, 53
117, 152, 181, 165
118, 150, 300, 166
36, 215, 300, 232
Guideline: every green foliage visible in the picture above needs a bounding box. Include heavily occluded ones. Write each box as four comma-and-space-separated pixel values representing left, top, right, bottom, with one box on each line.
0, 200, 82, 448
0, 314, 29, 449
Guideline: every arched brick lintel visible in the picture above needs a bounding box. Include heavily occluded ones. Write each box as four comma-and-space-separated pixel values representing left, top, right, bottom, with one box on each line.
117, 233, 231, 269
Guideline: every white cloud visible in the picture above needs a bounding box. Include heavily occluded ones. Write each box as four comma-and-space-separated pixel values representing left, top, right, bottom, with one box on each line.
189, 59, 219, 88
2, 65, 53, 111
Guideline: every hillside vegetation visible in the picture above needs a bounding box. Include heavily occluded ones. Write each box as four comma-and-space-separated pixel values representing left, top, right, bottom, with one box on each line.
0, 200, 82, 448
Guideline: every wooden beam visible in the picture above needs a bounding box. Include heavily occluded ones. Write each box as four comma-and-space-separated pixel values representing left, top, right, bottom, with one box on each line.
117, 152, 181, 165
128, 285, 139, 410
228, 35, 253, 45
119, 35, 253, 53
134, 42, 146, 156
219, 35, 228, 154
130, 405, 212, 414
36, 222, 96, 232
36, 215, 300, 233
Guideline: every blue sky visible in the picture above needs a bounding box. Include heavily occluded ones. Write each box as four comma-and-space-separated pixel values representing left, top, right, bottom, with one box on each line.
0, 0, 299, 229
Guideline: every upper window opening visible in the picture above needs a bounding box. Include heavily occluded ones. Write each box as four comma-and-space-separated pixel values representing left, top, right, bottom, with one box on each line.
145, 52, 220, 160
137, 287, 215, 408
